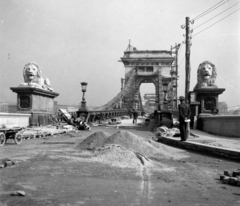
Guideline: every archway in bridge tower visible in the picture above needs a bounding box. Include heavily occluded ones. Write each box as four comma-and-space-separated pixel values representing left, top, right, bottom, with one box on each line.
133, 75, 160, 112
140, 83, 156, 114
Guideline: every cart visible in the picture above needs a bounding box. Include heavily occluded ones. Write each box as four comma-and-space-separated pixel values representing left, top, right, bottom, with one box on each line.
0, 127, 23, 146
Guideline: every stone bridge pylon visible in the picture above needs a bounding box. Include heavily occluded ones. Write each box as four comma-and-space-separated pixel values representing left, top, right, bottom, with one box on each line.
97, 43, 179, 112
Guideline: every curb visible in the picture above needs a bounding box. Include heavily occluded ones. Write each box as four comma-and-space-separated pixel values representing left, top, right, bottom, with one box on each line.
118, 125, 143, 129
159, 136, 240, 161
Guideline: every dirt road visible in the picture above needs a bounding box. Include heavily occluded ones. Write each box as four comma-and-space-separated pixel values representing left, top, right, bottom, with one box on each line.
1, 126, 240, 206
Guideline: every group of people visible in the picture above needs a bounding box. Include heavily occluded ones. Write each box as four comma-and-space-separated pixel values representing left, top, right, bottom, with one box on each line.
72, 116, 91, 131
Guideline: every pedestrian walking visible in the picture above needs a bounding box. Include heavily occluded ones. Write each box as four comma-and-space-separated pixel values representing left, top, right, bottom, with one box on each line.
132, 111, 138, 124
178, 96, 191, 141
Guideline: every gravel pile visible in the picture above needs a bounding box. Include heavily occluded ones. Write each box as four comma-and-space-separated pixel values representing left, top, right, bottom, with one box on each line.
75, 131, 110, 150
91, 144, 143, 169
104, 130, 163, 158
75, 130, 188, 160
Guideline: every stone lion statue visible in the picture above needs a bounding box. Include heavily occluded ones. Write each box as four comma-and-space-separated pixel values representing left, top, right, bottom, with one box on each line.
19, 62, 53, 91
194, 60, 217, 90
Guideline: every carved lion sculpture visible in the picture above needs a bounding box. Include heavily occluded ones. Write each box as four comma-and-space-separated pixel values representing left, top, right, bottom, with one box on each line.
19, 62, 53, 91
194, 60, 217, 90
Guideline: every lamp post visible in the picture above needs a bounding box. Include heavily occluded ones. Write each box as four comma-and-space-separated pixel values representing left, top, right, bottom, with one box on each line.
80, 82, 88, 110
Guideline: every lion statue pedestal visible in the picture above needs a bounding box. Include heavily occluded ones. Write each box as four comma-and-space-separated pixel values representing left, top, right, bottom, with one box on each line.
10, 62, 59, 126
193, 88, 225, 114
10, 87, 59, 126
189, 61, 225, 129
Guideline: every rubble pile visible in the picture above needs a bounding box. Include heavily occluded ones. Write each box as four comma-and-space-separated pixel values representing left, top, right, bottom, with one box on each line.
0, 158, 15, 168
153, 126, 180, 140
75, 131, 110, 150
20, 125, 79, 139
0, 123, 80, 140
220, 169, 240, 186
103, 130, 163, 158
92, 144, 143, 169
75, 130, 188, 161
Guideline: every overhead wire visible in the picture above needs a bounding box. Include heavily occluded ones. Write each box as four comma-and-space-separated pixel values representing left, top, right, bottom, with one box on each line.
177, 42, 184, 67
178, 43, 183, 55
194, 1, 240, 30
181, 0, 229, 28
178, 56, 185, 68
192, 0, 229, 21
193, 7, 240, 37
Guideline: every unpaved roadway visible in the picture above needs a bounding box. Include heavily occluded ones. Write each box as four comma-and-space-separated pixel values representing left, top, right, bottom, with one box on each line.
1, 126, 240, 206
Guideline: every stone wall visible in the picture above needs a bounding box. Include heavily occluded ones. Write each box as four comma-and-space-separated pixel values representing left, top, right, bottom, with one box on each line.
0, 113, 31, 127
201, 115, 240, 137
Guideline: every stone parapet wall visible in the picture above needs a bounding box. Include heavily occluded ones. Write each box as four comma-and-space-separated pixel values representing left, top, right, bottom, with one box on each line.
0, 113, 31, 127
201, 115, 240, 137
160, 136, 240, 161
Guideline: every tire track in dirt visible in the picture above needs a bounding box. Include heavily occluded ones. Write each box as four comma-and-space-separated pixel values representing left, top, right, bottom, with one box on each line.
135, 153, 150, 206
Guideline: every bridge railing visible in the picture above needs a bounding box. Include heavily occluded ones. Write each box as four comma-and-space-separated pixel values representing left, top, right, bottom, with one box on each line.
67, 109, 129, 123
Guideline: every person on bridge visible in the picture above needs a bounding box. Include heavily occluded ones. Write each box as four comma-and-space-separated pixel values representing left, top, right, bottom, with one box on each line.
132, 110, 138, 124
178, 96, 191, 141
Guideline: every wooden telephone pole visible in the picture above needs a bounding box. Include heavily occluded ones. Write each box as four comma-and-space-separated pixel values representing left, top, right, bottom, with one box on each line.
185, 17, 191, 103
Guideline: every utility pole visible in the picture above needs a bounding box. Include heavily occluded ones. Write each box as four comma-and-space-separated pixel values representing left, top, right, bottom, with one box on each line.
185, 17, 191, 103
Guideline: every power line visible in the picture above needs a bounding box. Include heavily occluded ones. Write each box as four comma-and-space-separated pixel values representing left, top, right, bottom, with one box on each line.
178, 56, 185, 67
193, 8, 240, 37
180, 0, 228, 28
194, 1, 240, 30
178, 44, 183, 55
193, 0, 229, 21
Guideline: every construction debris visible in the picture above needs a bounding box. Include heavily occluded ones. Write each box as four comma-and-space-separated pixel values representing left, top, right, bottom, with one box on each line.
19, 125, 78, 140
220, 169, 240, 186
0, 158, 15, 168
153, 126, 180, 141
10, 191, 26, 197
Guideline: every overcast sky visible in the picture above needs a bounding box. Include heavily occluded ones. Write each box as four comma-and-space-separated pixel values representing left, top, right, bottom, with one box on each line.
0, 0, 239, 110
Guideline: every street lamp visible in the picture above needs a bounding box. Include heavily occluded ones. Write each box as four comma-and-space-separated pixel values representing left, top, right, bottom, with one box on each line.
79, 82, 88, 111
81, 82, 87, 92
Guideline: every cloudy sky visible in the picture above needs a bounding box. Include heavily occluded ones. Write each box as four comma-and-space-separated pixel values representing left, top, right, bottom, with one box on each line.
0, 0, 239, 110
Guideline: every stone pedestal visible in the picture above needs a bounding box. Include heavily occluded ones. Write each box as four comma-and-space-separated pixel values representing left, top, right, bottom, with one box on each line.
190, 88, 225, 130
189, 102, 200, 129
194, 88, 225, 114
10, 87, 59, 126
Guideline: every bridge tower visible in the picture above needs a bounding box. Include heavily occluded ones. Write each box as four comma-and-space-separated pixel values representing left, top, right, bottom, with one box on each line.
120, 44, 177, 111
